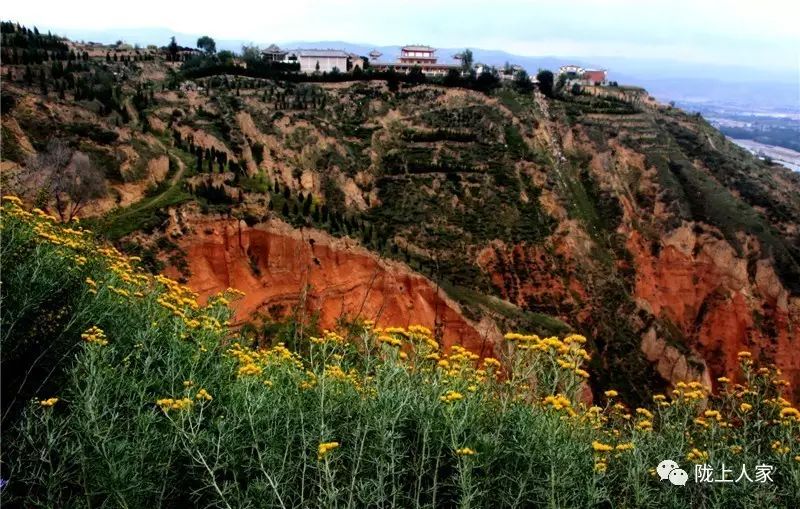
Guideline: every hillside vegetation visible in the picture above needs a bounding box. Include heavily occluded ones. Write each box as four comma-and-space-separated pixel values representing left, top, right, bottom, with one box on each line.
3, 22, 800, 483
2, 197, 800, 508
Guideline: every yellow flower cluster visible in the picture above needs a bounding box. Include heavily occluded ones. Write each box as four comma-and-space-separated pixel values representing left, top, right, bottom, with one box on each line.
228, 342, 303, 380
543, 394, 572, 411
671, 381, 707, 401
81, 325, 108, 346
39, 397, 59, 407
207, 288, 245, 308
686, 448, 709, 463
771, 441, 790, 455
779, 407, 800, 421
737, 351, 753, 366
440, 390, 465, 403
318, 441, 340, 460
195, 389, 213, 401
592, 441, 613, 452
373, 325, 439, 353
378, 333, 403, 347
504, 332, 591, 391
456, 447, 477, 456
299, 371, 318, 390
310, 330, 346, 345
482, 357, 501, 370
323, 364, 366, 392
157, 397, 193, 412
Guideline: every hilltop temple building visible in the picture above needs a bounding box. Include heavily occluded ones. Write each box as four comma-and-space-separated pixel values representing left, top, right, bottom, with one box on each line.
372, 45, 460, 77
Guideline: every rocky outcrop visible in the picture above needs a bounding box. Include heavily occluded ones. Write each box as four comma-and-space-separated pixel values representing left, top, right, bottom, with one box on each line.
475, 237, 589, 324
163, 217, 501, 356
628, 224, 800, 398
640, 327, 711, 390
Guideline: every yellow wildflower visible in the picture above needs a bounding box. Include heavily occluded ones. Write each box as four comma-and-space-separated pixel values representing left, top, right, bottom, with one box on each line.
81, 325, 108, 346
779, 407, 800, 420
592, 441, 613, 453
39, 397, 59, 407
318, 441, 340, 460
440, 390, 464, 403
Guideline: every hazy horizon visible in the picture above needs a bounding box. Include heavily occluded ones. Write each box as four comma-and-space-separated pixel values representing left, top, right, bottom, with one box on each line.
6, 0, 799, 75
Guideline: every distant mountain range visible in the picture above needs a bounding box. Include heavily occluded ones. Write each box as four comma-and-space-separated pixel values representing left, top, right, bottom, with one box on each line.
49, 26, 800, 113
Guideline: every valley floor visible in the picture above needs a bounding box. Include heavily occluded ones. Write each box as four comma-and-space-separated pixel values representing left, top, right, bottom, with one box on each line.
729, 138, 800, 172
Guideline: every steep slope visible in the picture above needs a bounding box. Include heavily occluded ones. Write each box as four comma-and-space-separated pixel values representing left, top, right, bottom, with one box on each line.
161, 211, 500, 357
3, 32, 799, 404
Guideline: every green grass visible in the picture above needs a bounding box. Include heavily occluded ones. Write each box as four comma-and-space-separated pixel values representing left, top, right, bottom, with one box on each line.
440, 281, 571, 336
92, 184, 192, 240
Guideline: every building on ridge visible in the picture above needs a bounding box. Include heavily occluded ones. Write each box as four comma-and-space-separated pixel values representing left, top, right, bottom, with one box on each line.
372, 44, 460, 77
262, 44, 287, 63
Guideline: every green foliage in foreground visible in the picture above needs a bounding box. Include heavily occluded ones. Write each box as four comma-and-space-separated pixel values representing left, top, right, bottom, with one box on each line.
1, 197, 799, 508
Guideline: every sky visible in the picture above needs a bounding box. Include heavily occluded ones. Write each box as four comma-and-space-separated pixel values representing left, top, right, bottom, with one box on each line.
5, 0, 800, 74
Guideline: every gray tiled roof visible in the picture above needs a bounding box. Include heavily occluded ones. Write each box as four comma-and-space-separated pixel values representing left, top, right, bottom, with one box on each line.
293, 49, 350, 58
401, 45, 435, 52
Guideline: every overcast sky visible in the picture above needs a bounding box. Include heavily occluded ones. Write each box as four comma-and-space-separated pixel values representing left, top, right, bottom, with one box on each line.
6, 0, 800, 72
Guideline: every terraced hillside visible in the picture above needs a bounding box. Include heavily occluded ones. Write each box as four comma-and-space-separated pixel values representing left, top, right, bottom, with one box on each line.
2, 27, 799, 405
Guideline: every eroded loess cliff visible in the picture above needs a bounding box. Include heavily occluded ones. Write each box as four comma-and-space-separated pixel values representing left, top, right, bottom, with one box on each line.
629, 224, 800, 398
163, 216, 500, 357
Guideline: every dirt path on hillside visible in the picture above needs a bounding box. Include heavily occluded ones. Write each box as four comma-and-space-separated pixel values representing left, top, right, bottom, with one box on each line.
108, 156, 186, 225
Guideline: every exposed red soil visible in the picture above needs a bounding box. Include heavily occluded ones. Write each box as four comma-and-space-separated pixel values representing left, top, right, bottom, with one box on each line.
164, 218, 500, 357
627, 226, 800, 398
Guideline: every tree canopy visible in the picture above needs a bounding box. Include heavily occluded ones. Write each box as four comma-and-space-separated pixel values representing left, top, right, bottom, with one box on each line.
196, 36, 216, 54
536, 70, 554, 97
460, 49, 473, 73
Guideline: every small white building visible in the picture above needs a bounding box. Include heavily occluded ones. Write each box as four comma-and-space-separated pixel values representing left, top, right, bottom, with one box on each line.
287, 49, 351, 74
558, 64, 585, 76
